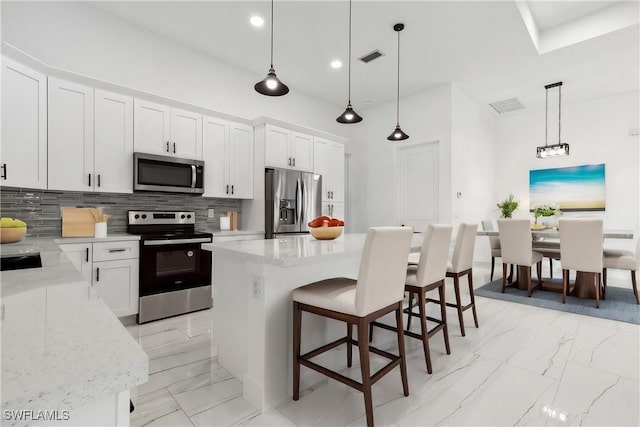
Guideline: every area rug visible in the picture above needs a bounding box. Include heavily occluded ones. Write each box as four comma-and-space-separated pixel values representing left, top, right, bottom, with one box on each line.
475, 279, 640, 325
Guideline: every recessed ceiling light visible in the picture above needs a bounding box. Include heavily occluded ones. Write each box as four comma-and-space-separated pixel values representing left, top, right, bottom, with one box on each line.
250, 16, 264, 27
330, 60, 342, 69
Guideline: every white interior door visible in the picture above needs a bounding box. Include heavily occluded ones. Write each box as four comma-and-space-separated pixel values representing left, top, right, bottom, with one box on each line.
396, 142, 439, 232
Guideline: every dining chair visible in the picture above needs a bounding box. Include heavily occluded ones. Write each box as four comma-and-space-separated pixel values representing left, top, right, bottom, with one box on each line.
481, 220, 511, 282
497, 219, 543, 297
371, 224, 453, 374
559, 218, 604, 308
292, 227, 413, 427
603, 238, 639, 304
531, 239, 561, 279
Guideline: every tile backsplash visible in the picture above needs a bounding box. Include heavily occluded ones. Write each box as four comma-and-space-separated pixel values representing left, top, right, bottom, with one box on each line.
0, 187, 242, 237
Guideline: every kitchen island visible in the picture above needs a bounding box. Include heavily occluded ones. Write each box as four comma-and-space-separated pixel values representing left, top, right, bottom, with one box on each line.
203, 233, 422, 411
1, 240, 148, 426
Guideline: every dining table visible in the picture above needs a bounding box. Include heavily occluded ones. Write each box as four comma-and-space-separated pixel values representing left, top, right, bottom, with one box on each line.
476, 228, 635, 299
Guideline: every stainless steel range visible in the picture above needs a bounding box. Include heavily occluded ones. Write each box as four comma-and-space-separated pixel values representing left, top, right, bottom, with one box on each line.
128, 211, 213, 324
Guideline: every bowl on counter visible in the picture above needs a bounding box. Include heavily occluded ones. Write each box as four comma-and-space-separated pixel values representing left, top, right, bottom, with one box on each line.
309, 226, 344, 240
0, 227, 27, 244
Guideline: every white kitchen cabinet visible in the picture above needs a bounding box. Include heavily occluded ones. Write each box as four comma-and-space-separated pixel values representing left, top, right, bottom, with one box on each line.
59, 243, 93, 283
264, 125, 313, 172
322, 202, 344, 220
47, 77, 95, 192
134, 99, 202, 160
1, 57, 47, 189
93, 258, 139, 318
94, 90, 134, 193
203, 116, 254, 199
314, 138, 345, 204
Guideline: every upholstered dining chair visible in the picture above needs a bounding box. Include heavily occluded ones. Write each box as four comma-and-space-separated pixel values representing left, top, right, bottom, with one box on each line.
371, 224, 453, 374
497, 219, 543, 297
481, 220, 512, 282
603, 239, 639, 304
559, 218, 604, 308
292, 227, 413, 427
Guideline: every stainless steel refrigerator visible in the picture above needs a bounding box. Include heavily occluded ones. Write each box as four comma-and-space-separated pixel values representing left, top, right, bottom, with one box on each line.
265, 168, 321, 238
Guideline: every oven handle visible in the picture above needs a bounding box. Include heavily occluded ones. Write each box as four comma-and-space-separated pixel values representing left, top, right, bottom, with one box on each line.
143, 237, 212, 246
191, 165, 197, 189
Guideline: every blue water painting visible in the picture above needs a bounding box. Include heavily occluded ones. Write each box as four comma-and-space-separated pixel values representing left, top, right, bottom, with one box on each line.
529, 164, 605, 211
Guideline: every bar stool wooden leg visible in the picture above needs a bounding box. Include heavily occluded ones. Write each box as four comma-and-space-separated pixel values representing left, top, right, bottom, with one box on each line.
357, 319, 374, 427
347, 323, 353, 368
438, 283, 450, 354
594, 273, 600, 309
395, 302, 409, 397
453, 275, 465, 336
468, 272, 478, 328
562, 269, 568, 304
632, 271, 639, 304
490, 256, 495, 281
406, 291, 414, 330
417, 289, 432, 374
293, 302, 302, 401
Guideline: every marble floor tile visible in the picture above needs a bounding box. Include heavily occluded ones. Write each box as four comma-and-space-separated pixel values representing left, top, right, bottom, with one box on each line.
242, 409, 298, 427
144, 409, 194, 427
172, 378, 243, 417
137, 358, 223, 397
189, 397, 259, 427
130, 388, 181, 427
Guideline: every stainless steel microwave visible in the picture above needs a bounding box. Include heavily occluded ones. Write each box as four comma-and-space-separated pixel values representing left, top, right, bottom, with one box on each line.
134, 152, 204, 194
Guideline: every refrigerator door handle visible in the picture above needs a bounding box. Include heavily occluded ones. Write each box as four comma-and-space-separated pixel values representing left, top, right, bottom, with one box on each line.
300, 178, 305, 226
295, 178, 302, 225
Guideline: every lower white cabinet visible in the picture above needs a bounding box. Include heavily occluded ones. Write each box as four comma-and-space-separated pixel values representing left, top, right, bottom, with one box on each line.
93, 258, 139, 318
59, 243, 93, 283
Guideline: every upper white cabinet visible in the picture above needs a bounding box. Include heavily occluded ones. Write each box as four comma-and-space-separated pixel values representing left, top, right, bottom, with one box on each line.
313, 138, 345, 203
203, 116, 254, 199
94, 90, 134, 193
134, 99, 202, 160
1, 57, 48, 189
265, 125, 313, 172
48, 77, 95, 192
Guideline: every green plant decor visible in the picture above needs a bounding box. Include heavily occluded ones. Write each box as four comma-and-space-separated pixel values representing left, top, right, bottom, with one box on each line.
533, 204, 561, 224
497, 194, 519, 218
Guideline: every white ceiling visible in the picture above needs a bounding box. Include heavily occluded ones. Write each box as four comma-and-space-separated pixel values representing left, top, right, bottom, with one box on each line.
89, 1, 639, 114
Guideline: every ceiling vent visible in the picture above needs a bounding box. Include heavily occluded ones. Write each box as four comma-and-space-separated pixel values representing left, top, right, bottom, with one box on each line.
489, 97, 524, 114
359, 50, 384, 63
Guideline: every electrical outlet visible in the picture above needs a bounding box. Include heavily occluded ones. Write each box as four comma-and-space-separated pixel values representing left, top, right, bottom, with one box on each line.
207, 208, 215, 218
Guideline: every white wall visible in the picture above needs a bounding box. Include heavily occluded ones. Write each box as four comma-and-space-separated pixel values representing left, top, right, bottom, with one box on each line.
1, 1, 347, 138
495, 90, 640, 256
348, 85, 452, 232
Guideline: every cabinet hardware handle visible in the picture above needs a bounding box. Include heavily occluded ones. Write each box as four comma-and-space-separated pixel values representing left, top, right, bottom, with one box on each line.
97, 174, 101, 187
328, 191, 330, 198
331, 191, 334, 199
288, 157, 291, 166
293, 158, 296, 167
173, 142, 176, 153
231, 185, 234, 195
1, 163, 6, 180
108, 248, 127, 253
166, 141, 170, 152
85, 248, 89, 262
88, 173, 92, 187
96, 267, 100, 282
226, 184, 229, 194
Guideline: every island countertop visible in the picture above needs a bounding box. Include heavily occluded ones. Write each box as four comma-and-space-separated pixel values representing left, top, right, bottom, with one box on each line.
202, 232, 423, 267
1, 243, 148, 419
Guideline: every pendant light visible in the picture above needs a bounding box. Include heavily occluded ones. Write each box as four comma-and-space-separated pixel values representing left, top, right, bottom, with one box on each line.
387, 23, 409, 141
537, 81, 569, 158
336, 0, 362, 124
254, 0, 289, 96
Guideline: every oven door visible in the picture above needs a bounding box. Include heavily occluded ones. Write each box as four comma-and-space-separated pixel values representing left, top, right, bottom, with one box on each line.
139, 238, 212, 296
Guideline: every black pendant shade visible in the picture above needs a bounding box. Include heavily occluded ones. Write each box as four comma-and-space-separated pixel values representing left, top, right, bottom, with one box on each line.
336, 0, 362, 124
336, 102, 363, 123
255, 67, 289, 96
255, 0, 289, 97
387, 124, 409, 141
387, 23, 409, 141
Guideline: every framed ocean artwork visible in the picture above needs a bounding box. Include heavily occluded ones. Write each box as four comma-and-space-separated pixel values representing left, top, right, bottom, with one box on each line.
529, 163, 605, 211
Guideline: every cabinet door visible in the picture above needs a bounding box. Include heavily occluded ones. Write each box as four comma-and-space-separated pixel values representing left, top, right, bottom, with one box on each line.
133, 99, 171, 156
171, 108, 202, 160
1, 57, 47, 189
48, 78, 94, 191
59, 243, 93, 283
203, 116, 229, 197
290, 131, 314, 172
322, 202, 345, 220
94, 90, 134, 193
93, 259, 139, 317
229, 122, 254, 199
330, 143, 345, 203
313, 138, 332, 202
265, 125, 290, 169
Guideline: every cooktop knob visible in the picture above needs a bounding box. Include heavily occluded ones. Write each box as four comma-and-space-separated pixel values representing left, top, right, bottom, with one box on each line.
134, 214, 140, 219
181, 214, 186, 219
187, 214, 192, 219
141, 214, 147, 219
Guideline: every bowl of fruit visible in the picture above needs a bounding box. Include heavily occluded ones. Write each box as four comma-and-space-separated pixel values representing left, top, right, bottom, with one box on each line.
308, 216, 344, 240
0, 217, 27, 244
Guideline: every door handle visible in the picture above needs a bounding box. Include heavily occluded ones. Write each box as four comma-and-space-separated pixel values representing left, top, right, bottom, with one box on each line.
88, 173, 92, 187
97, 174, 101, 188
226, 184, 229, 194
166, 141, 170, 152
85, 247, 89, 262
173, 142, 176, 154
96, 267, 100, 282
288, 157, 292, 166
328, 191, 331, 199
108, 248, 127, 253
292, 158, 296, 167
191, 165, 197, 188
231, 185, 234, 195
1, 163, 6, 180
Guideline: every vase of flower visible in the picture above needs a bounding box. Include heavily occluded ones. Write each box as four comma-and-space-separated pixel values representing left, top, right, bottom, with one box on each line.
533, 204, 562, 228
497, 194, 519, 218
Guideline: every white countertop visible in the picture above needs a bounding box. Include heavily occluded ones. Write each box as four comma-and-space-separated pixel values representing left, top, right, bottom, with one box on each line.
203, 233, 423, 266
211, 230, 264, 237
477, 229, 634, 239
1, 241, 148, 418
0, 234, 141, 257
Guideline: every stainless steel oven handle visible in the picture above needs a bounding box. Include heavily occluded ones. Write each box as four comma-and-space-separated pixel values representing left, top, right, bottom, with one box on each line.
143, 238, 212, 246
191, 165, 197, 188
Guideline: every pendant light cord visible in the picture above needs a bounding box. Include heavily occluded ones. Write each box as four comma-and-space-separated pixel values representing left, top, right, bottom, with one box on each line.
558, 85, 562, 144
347, 0, 352, 103
396, 28, 400, 125
270, 0, 274, 68
545, 86, 548, 147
